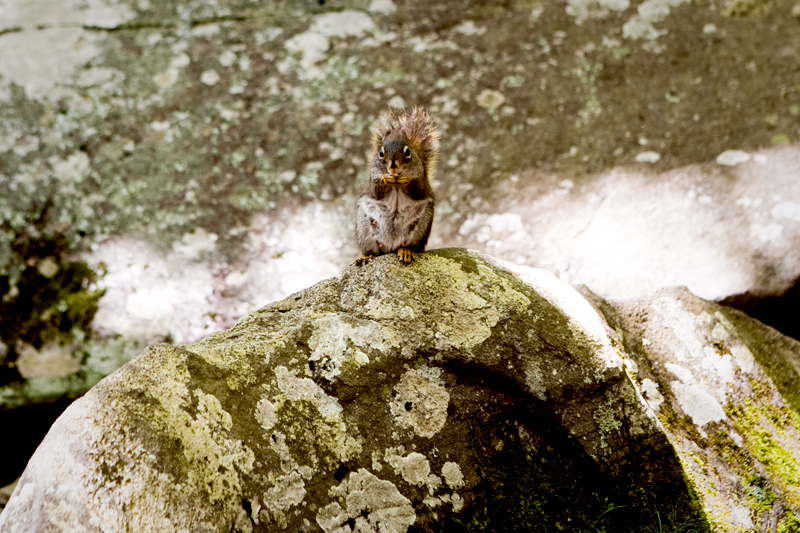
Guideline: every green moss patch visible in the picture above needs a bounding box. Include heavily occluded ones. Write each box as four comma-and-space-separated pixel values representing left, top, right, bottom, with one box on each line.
0, 230, 104, 385
725, 379, 800, 506
778, 511, 800, 533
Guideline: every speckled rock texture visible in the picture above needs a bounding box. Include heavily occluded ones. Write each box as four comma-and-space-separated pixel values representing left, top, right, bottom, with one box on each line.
2, 249, 799, 532
2, 0, 800, 410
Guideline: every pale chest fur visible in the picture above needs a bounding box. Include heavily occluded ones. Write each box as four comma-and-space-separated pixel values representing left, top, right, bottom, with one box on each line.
356, 187, 433, 255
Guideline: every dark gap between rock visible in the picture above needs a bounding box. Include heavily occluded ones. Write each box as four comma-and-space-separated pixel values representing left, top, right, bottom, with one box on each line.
0, 398, 75, 486
721, 277, 800, 342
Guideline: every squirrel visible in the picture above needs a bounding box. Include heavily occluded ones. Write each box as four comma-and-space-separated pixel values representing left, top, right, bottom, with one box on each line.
355, 107, 439, 264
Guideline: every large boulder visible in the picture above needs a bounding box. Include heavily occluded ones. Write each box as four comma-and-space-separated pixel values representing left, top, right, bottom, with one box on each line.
2, 0, 800, 413
2, 249, 799, 532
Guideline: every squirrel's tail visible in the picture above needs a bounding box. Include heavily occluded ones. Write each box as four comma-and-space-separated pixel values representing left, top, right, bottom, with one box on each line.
371, 107, 440, 180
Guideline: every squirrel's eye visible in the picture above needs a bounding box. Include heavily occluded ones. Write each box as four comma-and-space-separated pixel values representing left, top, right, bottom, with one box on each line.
379, 149, 385, 159
402, 145, 411, 158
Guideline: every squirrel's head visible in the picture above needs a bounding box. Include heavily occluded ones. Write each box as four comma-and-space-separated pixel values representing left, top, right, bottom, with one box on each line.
370, 107, 439, 184
374, 132, 423, 178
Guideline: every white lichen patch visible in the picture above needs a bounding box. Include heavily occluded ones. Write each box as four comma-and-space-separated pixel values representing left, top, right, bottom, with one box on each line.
313, 11, 376, 38
716, 149, 752, 166
622, 0, 691, 41
362, 295, 407, 321
196, 390, 233, 430
256, 397, 278, 431
1, 0, 136, 29
451, 493, 465, 512
772, 201, 800, 222
455, 20, 487, 35
200, 69, 221, 86
372, 450, 383, 471
153, 68, 178, 89
476, 89, 506, 110
654, 297, 751, 393
308, 314, 387, 381
268, 431, 304, 475
275, 366, 342, 419
51, 152, 90, 184
36, 256, 60, 279
263, 471, 306, 514
670, 380, 726, 429
390, 367, 450, 438
750, 222, 783, 243
524, 360, 546, 400
218, 50, 237, 67
0, 28, 104, 101
15, 340, 81, 379
655, 299, 710, 363
423, 495, 443, 507
172, 228, 219, 259
153, 52, 191, 89
636, 150, 661, 163
399, 453, 430, 485
640, 378, 664, 411
75, 66, 122, 92
283, 31, 329, 71
441, 462, 464, 489
283, 10, 375, 73
317, 469, 416, 533
384, 450, 441, 493
666, 361, 726, 431
665, 363, 693, 384
567, 0, 630, 23
369, 0, 397, 14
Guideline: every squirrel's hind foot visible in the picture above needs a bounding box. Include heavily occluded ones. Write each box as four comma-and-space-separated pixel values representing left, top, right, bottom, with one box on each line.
354, 256, 371, 267
397, 248, 414, 264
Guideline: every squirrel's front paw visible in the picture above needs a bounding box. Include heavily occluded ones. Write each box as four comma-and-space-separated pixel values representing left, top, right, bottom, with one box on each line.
397, 248, 414, 264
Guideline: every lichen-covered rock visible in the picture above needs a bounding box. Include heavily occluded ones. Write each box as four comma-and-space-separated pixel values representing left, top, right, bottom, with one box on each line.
1, 249, 799, 532
590, 286, 800, 531
0, 250, 681, 531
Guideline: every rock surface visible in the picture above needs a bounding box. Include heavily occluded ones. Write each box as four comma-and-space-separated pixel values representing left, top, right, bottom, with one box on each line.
2, 249, 799, 532
2, 0, 800, 411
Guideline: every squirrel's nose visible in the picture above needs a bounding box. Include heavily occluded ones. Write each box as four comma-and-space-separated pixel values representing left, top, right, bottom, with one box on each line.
389, 159, 398, 169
